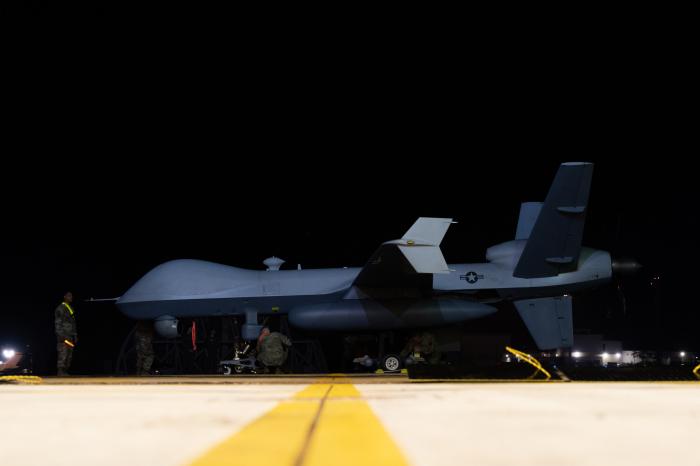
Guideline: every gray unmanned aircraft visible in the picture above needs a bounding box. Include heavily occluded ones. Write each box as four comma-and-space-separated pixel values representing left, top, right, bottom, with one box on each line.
117, 162, 635, 353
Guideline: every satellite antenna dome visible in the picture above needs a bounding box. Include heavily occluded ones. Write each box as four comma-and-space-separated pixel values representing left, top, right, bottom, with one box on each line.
263, 256, 285, 271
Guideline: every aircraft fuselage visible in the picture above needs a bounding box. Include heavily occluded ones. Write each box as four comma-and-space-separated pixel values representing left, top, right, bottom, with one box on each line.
116, 242, 612, 331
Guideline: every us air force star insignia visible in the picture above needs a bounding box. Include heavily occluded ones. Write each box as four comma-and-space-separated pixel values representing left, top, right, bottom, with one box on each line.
459, 271, 483, 284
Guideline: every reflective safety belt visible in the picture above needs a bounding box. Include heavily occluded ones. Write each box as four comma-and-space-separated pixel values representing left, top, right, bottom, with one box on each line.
191, 321, 197, 351
63, 339, 75, 348
63, 302, 75, 317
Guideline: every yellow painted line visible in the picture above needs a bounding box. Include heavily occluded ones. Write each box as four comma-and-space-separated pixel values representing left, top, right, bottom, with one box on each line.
0, 375, 43, 384
328, 383, 361, 398
294, 383, 360, 399
188, 399, 319, 466
303, 398, 406, 466
188, 378, 408, 466
294, 383, 332, 399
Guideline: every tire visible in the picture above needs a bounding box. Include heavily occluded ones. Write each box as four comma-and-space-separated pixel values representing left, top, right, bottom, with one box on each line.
222, 365, 232, 375
381, 354, 401, 372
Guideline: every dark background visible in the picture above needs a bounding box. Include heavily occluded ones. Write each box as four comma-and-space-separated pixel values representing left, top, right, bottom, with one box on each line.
1, 18, 695, 373
1, 154, 695, 374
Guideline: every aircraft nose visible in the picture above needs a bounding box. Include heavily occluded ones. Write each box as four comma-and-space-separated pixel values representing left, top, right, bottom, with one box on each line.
611, 257, 643, 276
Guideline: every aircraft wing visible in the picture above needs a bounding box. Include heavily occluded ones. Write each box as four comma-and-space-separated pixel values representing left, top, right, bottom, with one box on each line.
351, 217, 454, 292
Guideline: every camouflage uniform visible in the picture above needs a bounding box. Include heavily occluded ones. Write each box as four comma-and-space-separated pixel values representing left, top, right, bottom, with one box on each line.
134, 321, 155, 375
401, 332, 441, 365
256, 332, 292, 368
419, 332, 441, 364
55, 302, 77, 375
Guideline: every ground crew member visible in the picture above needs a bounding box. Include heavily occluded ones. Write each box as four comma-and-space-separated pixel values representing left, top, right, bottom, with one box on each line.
256, 327, 292, 373
134, 320, 155, 375
400, 331, 441, 365
55, 291, 78, 376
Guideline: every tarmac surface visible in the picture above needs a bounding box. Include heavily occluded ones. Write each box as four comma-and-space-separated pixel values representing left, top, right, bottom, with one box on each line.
1, 374, 699, 466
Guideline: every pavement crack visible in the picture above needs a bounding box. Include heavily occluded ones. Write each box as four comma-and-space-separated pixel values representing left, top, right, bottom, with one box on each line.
294, 384, 332, 466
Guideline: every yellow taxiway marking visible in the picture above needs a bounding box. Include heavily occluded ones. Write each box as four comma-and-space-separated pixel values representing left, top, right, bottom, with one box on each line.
294, 382, 361, 399
302, 397, 404, 466
188, 377, 407, 466
0, 375, 43, 384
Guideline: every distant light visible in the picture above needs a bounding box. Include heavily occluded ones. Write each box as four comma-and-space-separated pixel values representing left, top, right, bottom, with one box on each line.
680, 351, 686, 357
1, 349, 15, 359
615, 353, 621, 359
602, 352, 609, 359
572, 351, 582, 358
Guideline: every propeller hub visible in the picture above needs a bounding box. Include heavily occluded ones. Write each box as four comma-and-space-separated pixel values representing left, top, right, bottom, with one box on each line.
612, 258, 642, 276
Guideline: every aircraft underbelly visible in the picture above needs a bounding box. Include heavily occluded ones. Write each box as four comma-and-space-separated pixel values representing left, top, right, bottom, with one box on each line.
116, 294, 341, 320
288, 298, 496, 330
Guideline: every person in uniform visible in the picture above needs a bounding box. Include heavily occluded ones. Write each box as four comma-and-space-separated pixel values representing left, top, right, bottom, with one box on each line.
256, 327, 292, 373
134, 320, 155, 375
400, 331, 441, 366
55, 291, 78, 376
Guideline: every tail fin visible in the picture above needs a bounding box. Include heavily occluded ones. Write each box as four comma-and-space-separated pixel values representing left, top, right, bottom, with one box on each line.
515, 202, 543, 240
513, 162, 594, 278
514, 295, 573, 349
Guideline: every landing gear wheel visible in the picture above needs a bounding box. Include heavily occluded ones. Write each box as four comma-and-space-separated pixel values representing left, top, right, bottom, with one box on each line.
222, 365, 232, 375
234, 365, 244, 374
381, 354, 401, 372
